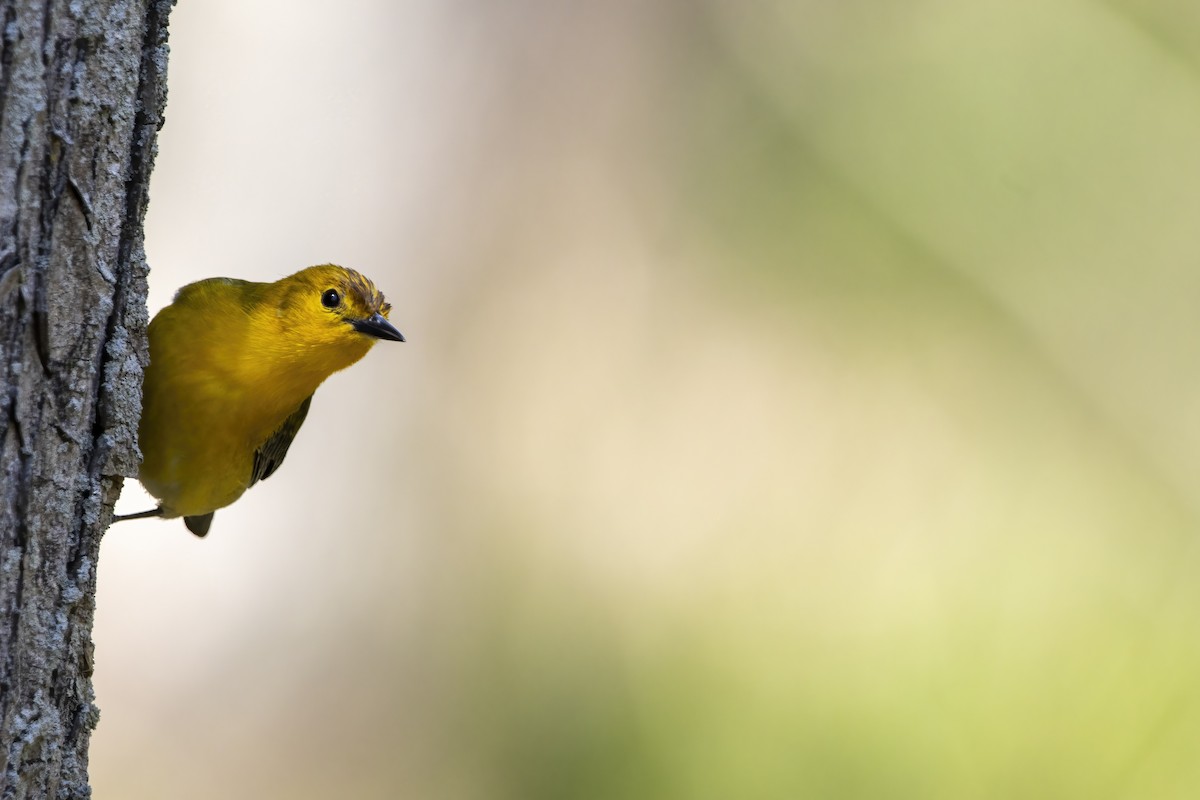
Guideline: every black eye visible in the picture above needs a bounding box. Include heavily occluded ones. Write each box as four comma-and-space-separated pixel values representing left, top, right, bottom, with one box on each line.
321, 289, 341, 308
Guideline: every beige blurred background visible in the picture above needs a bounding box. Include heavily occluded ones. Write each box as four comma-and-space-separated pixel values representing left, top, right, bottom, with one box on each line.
96, 0, 1200, 797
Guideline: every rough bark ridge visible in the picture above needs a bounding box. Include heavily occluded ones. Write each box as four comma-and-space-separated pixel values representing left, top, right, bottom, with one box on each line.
0, 0, 172, 797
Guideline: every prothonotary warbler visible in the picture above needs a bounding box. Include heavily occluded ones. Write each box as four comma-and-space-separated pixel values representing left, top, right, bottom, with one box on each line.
115, 264, 404, 536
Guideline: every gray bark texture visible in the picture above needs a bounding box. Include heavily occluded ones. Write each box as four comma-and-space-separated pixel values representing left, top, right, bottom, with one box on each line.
0, 0, 172, 797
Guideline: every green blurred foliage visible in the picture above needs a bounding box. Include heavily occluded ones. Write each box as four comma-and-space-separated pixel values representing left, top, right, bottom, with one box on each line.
96, 2, 1200, 798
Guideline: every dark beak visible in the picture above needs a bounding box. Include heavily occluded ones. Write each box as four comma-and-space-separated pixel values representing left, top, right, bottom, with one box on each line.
351, 313, 405, 342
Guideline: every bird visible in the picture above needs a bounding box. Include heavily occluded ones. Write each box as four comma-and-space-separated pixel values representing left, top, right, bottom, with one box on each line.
114, 264, 404, 536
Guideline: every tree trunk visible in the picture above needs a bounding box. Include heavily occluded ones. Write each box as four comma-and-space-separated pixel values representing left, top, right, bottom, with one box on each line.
0, 0, 172, 796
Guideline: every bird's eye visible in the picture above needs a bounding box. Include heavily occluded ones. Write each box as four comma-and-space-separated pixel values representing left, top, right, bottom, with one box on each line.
321, 289, 341, 309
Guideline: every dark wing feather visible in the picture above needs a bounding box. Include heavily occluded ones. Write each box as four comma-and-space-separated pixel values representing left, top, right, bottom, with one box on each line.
250, 394, 313, 487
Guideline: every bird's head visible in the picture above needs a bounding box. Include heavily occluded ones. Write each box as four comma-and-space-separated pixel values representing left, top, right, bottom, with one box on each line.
272, 265, 404, 372
285, 264, 403, 338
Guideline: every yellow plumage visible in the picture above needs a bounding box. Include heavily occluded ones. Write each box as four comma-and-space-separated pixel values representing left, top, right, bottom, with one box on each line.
122, 264, 403, 535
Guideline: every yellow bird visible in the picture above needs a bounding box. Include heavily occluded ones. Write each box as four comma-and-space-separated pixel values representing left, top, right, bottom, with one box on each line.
115, 264, 404, 536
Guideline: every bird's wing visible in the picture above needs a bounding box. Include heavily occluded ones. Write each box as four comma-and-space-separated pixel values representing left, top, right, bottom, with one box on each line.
249, 394, 313, 487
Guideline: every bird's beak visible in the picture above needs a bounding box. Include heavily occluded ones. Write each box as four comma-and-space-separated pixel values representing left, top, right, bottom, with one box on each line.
351, 313, 405, 342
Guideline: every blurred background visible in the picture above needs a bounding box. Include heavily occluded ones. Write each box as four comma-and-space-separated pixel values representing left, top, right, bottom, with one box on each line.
97, 0, 1200, 797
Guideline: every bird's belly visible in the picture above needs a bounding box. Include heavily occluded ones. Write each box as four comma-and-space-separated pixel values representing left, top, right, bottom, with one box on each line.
139, 425, 254, 518
137, 375, 262, 518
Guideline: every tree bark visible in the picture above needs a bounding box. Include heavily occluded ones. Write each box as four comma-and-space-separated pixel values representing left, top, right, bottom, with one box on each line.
0, 0, 171, 796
